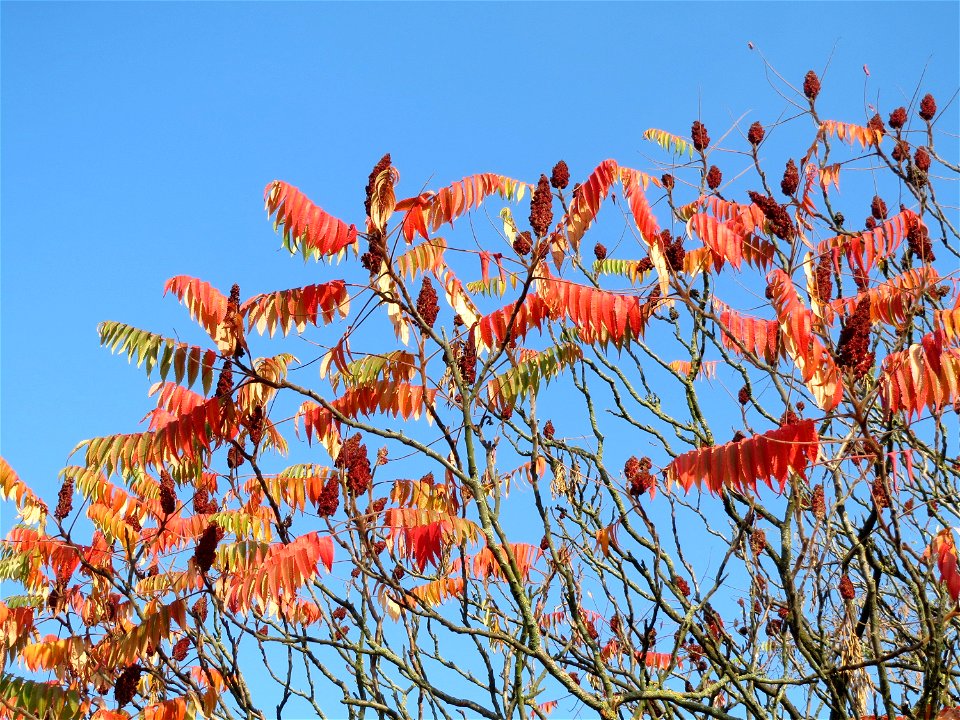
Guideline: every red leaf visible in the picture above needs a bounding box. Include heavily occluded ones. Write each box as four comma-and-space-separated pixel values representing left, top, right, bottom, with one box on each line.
163, 276, 228, 340
817, 210, 919, 278
264, 181, 358, 259
241, 281, 350, 337
563, 159, 619, 251
928, 529, 960, 602
475, 293, 552, 351
666, 420, 819, 495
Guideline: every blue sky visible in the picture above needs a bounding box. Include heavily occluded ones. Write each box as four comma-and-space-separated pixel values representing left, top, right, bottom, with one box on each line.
2, 2, 959, 717
3, 1, 957, 498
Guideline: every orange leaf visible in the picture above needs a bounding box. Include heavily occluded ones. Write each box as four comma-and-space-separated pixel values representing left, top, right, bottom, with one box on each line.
817, 210, 919, 278
881, 332, 960, 419
264, 181, 358, 259
666, 420, 819, 495
563, 159, 619, 251
163, 276, 228, 341
475, 293, 552, 351
537, 274, 656, 348
241, 281, 350, 337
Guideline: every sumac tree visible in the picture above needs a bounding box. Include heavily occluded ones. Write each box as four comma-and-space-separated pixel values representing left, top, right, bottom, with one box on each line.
1, 68, 959, 720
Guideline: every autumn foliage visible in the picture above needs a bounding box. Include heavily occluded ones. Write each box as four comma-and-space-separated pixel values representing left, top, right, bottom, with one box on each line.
2, 67, 959, 720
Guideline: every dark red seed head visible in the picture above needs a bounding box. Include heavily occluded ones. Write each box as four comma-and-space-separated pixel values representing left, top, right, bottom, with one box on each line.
529, 174, 553, 239
839, 575, 855, 600
416, 277, 439, 328
870, 195, 888, 220
747, 121, 765, 146
513, 230, 532, 256
780, 159, 799, 196
867, 113, 885, 135
919, 93, 937, 121
706, 165, 722, 190
550, 160, 570, 190
691, 121, 710, 152
803, 70, 821, 100
888, 107, 907, 130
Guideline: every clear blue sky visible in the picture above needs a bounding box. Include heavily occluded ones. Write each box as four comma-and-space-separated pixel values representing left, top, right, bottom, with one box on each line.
3, 0, 957, 498
2, 2, 958, 717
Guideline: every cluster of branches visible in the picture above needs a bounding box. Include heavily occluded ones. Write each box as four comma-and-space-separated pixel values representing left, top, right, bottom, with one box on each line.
1, 65, 959, 720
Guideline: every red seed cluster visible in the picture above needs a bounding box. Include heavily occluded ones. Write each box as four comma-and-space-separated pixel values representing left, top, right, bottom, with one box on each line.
113, 665, 143, 706
550, 160, 570, 190
336, 434, 373, 496
192, 596, 208, 622
750, 529, 766, 556
193, 489, 216, 515
625, 456, 656, 497
636, 257, 654, 274
892, 140, 909, 163
870, 195, 888, 220
839, 575, 856, 600
691, 121, 710, 152
543, 420, 555, 439
661, 231, 686, 272
540, 535, 550, 551
731, 431, 746, 443
675, 576, 691, 597
172, 637, 190, 661
748, 191, 794, 241
871, 477, 891, 510
317, 475, 340, 517
227, 446, 242, 470
194, 523, 222, 574
416, 277, 439, 328
836, 295, 874, 380
815, 254, 833, 303
914, 147, 931, 172
364, 153, 392, 218
779, 408, 799, 427
780, 159, 799, 196
803, 70, 821, 100
737, 386, 750, 405
215, 360, 233, 401
919, 93, 937, 121
159, 469, 177, 515
888, 107, 907, 130
529, 174, 553, 238
661, 173, 675, 190
513, 230, 533, 256
457, 333, 477, 385
867, 113, 885, 135
392, 565, 405, 581
594, 243, 607, 261
865, 217, 877, 230
332, 606, 347, 621
247, 406, 265, 447
706, 165, 722, 190
907, 219, 935, 262
360, 229, 388, 273
747, 121, 765, 146
54, 474, 74, 521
